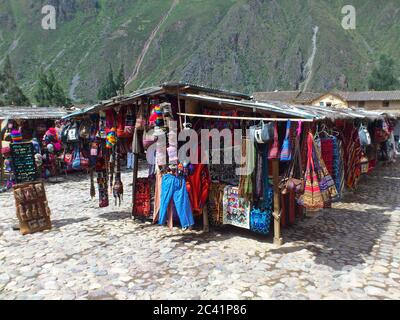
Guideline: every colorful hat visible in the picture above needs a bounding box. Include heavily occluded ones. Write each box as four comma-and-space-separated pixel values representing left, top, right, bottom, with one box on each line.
106, 128, 117, 149
11, 130, 22, 142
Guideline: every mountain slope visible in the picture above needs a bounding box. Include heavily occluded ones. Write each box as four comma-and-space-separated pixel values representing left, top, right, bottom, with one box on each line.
0, 0, 399, 103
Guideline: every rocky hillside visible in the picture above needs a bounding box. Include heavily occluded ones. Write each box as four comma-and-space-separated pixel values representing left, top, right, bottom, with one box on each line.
1, 0, 399, 103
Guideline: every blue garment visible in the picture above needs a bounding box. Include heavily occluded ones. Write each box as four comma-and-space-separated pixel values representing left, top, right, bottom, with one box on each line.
127, 152, 133, 169
159, 174, 194, 229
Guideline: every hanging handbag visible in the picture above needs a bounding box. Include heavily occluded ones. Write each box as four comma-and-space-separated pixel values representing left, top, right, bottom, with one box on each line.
298, 132, 324, 211
254, 121, 274, 144
358, 125, 371, 147
280, 120, 292, 161
72, 146, 82, 170
67, 122, 80, 142
268, 122, 280, 159
280, 122, 304, 195
64, 151, 73, 167
79, 119, 91, 140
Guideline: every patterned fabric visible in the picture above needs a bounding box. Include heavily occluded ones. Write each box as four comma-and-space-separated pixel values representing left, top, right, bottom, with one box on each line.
207, 183, 226, 226
332, 137, 345, 199
97, 171, 109, 208
280, 121, 292, 161
134, 178, 151, 217
238, 138, 255, 200
343, 126, 363, 189
250, 208, 272, 235
222, 186, 251, 230
318, 138, 334, 177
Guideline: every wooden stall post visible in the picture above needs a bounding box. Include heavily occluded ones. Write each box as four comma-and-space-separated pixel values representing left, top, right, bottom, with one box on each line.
272, 158, 283, 246
202, 206, 210, 233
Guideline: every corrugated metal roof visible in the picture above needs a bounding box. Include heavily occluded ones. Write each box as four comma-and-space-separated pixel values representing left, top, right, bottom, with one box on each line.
62, 84, 388, 121
62, 86, 163, 119
253, 91, 301, 103
0, 107, 68, 120
162, 82, 252, 100
180, 93, 318, 119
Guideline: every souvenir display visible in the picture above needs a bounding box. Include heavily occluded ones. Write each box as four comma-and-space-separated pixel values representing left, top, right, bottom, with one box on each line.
222, 186, 251, 230
13, 182, 52, 235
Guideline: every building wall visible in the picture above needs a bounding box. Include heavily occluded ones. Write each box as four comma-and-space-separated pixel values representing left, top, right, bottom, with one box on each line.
312, 94, 348, 108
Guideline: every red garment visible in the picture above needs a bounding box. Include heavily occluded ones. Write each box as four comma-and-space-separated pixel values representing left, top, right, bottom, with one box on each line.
116, 106, 127, 138
186, 164, 211, 216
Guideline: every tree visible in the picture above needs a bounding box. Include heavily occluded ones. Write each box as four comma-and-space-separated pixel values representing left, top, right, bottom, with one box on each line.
115, 63, 126, 94
0, 55, 30, 106
368, 55, 400, 91
97, 64, 118, 101
34, 68, 70, 107
48, 70, 71, 107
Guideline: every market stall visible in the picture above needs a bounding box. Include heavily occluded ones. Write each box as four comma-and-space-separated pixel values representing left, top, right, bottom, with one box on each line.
0, 107, 68, 191
61, 83, 397, 246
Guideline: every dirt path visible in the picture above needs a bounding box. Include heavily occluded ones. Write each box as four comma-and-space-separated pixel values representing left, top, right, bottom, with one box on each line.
125, 0, 179, 86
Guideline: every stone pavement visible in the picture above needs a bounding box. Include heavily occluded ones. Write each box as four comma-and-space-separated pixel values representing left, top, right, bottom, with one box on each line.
0, 163, 399, 300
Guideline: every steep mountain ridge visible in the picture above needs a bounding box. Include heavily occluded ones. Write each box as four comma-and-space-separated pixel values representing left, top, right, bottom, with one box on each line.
0, 0, 399, 103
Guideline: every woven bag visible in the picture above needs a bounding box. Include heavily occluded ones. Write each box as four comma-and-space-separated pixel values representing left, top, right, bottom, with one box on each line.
280, 120, 292, 161
298, 132, 324, 211
268, 122, 280, 159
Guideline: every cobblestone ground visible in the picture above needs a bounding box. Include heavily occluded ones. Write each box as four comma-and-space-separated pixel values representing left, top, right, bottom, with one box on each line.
0, 163, 400, 300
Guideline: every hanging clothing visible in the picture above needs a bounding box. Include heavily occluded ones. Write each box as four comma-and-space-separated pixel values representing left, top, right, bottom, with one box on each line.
207, 183, 226, 226
159, 174, 194, 229
133, 178, 151, 217
238, 138, 255, 200
186, 164, 211, 216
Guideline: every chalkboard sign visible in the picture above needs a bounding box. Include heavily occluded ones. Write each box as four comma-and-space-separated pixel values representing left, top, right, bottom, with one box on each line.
10, 142, 38, 184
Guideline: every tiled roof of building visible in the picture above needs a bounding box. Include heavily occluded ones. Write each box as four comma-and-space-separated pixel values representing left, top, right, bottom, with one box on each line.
337, 91, 400, 102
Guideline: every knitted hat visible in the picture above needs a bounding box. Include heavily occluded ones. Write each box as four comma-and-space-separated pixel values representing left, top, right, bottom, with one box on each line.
11, 130, 22, 142
106, 128, 117, 149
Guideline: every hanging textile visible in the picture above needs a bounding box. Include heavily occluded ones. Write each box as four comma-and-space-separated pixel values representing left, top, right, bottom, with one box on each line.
332, 137, 345, 199
96, 146, 109, 208
186, 164, 211, 216
112, 143, 123, 206
318, 138, 334, 177
343, 125, 362, 189
207, 183, 226, 226
250, 208, 272, 235
313, 138, 339, 205
203, 108, 240, 185
238, 138, 255, 200
222, 186, 251, 230
133, 178, 151, 218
